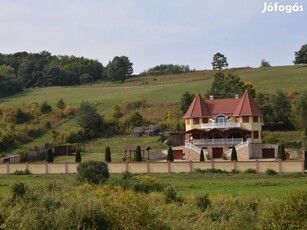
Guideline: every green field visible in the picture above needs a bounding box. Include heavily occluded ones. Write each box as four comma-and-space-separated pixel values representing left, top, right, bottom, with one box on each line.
1, 172, 307, 198
1, 66, 307, 111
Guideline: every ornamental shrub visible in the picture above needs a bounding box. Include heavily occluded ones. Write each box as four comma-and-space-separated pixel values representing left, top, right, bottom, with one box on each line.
77, 161, 109, 185
11, 182, 27, 199
265, 168, 277, 175
40, 101, 52, 114
196, 194, 211, 211
244, 168, 257, 174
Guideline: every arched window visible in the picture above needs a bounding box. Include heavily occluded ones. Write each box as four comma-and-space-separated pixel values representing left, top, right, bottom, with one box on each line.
215, 114, 228, 123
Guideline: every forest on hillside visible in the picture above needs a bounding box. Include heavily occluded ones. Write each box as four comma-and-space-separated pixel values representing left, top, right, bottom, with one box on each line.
0, 51, 136, 97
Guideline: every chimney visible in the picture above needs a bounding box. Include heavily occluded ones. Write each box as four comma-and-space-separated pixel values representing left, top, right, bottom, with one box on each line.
210, 95, 214, 100
235, 94, 239, 99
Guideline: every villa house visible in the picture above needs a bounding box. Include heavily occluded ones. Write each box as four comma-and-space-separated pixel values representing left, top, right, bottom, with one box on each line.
183, 91, 277, 160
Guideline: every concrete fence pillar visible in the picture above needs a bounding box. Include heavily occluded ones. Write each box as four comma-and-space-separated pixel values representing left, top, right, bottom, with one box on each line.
45, 162, 48, 174
302, 151, 306, 173
211, 160, 214, 169
6, 162, 9, 174
65, 162, 68, 174
189, 160, 193, 172
167, 161, 171, 173
146, 161, 150, 173
256, 160, 259, 173
278, 160, 282, 173
125, 160, 129, 172
233, 161, 237, 171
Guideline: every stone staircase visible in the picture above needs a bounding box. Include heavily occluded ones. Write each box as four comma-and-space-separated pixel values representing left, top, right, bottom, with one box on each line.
225, 139, 251, 160
181, 143, 209, 161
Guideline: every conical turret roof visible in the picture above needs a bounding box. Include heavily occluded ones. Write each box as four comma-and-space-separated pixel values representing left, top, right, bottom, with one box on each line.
183, 93, 210, 118
233, 91, 262, 116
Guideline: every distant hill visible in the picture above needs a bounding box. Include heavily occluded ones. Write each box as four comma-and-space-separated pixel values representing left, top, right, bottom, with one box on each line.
1, 65, 306, 109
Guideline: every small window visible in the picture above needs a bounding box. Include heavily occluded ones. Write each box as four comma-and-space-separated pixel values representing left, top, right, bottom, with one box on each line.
243, 116, 249, 123
186, 119, 190, 125
253, 116, 259, 123
193, 118, 199, 124
202, 118, 208, 123
253, 131, 259, 139
215, 115, 227, 123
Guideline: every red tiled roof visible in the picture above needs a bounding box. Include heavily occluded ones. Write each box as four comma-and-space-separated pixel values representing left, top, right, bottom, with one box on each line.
233, 91, 262, 116
183, 91, 262, 118
204, 98, 240, 117
183, 93, 210, 118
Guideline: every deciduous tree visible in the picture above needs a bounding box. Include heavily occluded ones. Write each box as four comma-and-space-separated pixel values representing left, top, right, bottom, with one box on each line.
206, 72, 245, 99
77, 161, 109, 184
211, 52, 228, 70
260, 59, 271, 67
76, 101, 104, 137
295, 91, 307, 149
294, 44, 307, 65
106, 56, 133, 82
180, 91, 195, 115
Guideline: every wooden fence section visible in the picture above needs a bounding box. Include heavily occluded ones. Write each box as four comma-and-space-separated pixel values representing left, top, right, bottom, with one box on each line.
0, 160, 305, 175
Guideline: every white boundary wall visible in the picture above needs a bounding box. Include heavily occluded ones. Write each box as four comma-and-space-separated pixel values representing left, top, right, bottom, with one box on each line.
0, 160, 304, 174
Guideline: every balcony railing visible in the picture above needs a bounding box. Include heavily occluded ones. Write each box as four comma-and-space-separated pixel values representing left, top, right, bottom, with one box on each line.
201, 122, 241, 129
191, 138, 244, 146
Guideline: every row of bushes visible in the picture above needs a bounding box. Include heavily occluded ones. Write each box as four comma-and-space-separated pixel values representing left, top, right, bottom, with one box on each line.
2, 174, 307, 229
194, 167, 278, 175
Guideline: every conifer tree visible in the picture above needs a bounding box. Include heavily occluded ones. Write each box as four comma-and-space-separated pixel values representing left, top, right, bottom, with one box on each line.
136, 145, 142, 161
167, 146, 174, 162
105, 146, 111, 162
200, 149, 205, 161
46, 148, 54, 163
231, 146, 238, 161
279, 144, 286, 160
75, 150, 81, 163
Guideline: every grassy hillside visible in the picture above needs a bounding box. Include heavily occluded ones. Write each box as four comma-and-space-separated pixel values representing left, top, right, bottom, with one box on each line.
1, 65, 306, 112
1, 65, 306, 157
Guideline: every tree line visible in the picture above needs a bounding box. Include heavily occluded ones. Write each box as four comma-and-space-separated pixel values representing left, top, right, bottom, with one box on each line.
139, 64, 194, 76
0, 51, 134, 97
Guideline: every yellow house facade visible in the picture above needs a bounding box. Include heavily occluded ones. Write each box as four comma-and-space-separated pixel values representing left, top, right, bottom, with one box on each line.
183, 91, 272, 159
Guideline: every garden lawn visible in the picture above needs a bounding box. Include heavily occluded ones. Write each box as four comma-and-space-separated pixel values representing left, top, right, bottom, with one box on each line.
1, 172, 307, 199
53, 136, 164, 163
155, 173, 307, 198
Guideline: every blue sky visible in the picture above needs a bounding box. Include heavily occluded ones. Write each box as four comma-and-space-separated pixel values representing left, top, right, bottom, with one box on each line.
0, 0, 306, 73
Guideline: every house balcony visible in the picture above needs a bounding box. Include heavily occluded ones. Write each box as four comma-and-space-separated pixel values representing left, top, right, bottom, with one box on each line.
190, 138, 244, 146
201, 122, 241, 129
